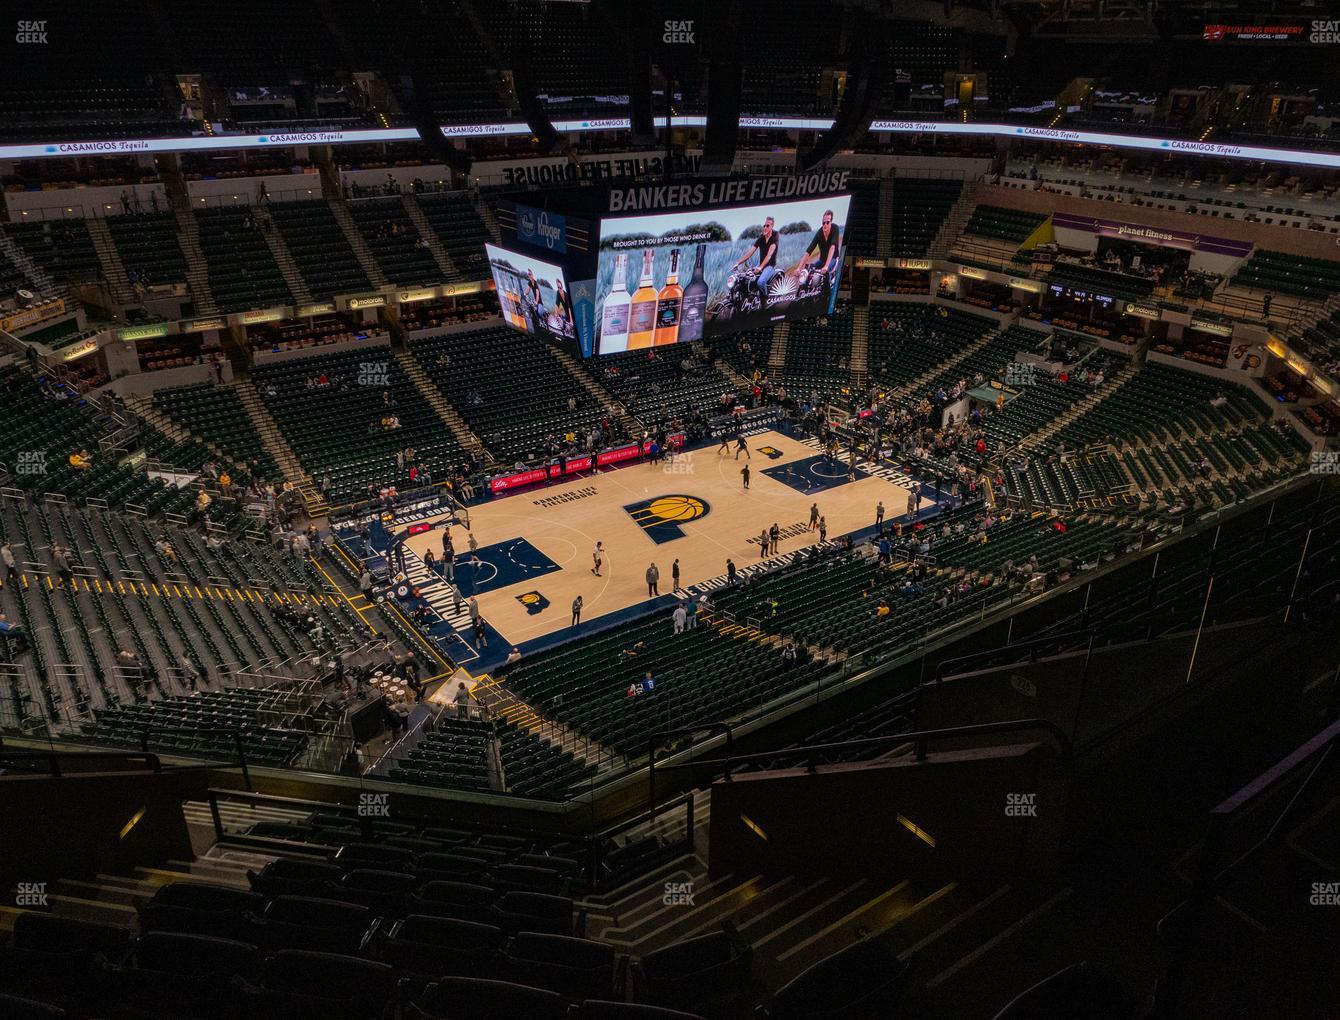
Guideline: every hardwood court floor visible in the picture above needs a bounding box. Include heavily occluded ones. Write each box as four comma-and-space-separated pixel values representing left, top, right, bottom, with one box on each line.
403, 430, 913, 647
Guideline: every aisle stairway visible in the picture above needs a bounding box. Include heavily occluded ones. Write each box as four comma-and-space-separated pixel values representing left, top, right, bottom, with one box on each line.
472, 190, 502, 243
768, 321, 790, 378
230, 376, 315, 495
329, 198, 389, 289
883, 321, 1013, 404
1015, 362, 1138, 457
875, 177, 895, 258
580, 783, 1077, 1012
125, 395, 240, 473
849, 305, 871, 390
549, 345, 641, 434
173, 208, 216, 315
392, 348, 488, 459
254, 204, 313, 305
85, 216, 133, 305
929, 182, 979, 259
401, 193, 459, 280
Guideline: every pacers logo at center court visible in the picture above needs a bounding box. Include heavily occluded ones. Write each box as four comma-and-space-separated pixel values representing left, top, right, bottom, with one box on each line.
756, 445, 785, 460
623, 494, 711, 544
515, 590, 550, 615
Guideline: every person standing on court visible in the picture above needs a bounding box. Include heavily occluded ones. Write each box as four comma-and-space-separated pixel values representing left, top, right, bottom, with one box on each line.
571, 594, 583, 627
759, 527, 770, 557
646, 562, 660, 596
592, 541, 604, 576
735, 434, 750, 460
726, 559, 738, 585
876, 501, 885, 528
907, 491, 918, 517
741, 464, 751, 490
672, 558, 681, 591
468, 596, 481, 631
467, 531, 480, 562
673, 603, 686, 634
809, 503, 820, 531
818, 516, 828, 543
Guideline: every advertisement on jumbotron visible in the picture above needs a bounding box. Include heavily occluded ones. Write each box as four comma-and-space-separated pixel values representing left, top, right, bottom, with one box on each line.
592, 193, 851, 355
484, 243, 576, 346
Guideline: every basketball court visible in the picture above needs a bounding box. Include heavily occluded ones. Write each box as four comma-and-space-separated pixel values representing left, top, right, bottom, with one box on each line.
393, 430, 922, 660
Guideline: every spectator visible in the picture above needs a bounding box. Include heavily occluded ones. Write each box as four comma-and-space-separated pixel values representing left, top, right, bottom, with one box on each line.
0, 613, 27, 654
452, 681, 473, 716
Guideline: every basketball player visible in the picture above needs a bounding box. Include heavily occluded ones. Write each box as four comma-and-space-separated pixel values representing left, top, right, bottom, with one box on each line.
741, 464, 751, 489
592, 541, 604, 576
809, 503, 820, 530
735, 435, 750, 460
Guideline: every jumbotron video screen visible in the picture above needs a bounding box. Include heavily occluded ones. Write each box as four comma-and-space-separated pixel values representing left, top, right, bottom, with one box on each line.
485, 242, 576, 345
592, 193, 850, 355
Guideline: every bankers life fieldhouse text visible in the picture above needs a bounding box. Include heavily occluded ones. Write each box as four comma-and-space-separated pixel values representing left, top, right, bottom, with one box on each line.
608, 171, 851, 213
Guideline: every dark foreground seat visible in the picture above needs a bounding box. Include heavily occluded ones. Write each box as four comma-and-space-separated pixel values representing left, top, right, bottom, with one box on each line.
765, 939, 914, 1019
503, 931, 617, 999
412, 976, 568, 1020
639, 929, 753, 1009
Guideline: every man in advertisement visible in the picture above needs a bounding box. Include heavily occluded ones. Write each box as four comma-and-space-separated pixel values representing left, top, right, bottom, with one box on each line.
793, 208, 842, 300
524, 268, 545, 315
732, 215, 780, 298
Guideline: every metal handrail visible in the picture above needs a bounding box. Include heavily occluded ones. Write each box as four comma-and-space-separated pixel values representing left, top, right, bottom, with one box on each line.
651, 717, 1074, 780
647, 723, 734, 823
0, 749, 164, 776
199, 784, 697, 891
1154, 715, 1340, 1016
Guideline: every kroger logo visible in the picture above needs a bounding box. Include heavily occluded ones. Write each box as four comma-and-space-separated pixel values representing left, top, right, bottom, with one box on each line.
531, 212, 562, 249
517, 206, 565, 252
